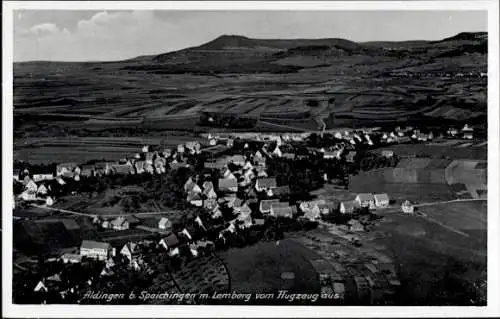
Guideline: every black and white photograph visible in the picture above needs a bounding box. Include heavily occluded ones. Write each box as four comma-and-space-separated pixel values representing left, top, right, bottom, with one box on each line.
2, 1, 499, 317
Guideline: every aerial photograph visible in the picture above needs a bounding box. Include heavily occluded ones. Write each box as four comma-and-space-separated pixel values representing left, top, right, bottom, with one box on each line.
11, 9, 487, 306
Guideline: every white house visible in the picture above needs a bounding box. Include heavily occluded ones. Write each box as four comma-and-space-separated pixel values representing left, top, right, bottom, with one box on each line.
33, 173, 54, 182
373, 193, 390, 208
272, 146, 283, 158
80, 240, 112, 261
37, 184, 48, 195
158, 217, 172, 230
339, 201, 358, 214
45, 196, 54, 206
355, 193, 375, 209
25, 179, 38, 193
401, 200, 415, 214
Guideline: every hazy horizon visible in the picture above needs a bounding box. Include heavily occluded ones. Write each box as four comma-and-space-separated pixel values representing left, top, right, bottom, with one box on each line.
14, 10, 488, 62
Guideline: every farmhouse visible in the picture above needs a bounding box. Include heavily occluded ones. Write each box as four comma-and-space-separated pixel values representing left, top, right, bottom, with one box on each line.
187, 193, 203, 207
401, 200, 415, 214
271, 185, 290, 198
272, 146, 283, 158
19, 190, 36, 201
373, 193, 390, 208
462, 124, 474, 139
112, 164, 135, 175
339, 201, 358, 214
33, 173, 54, 182
318, 202, 338, 215
381, 150, 394, 158
218, 178, 238, 193
56, 163, 78, 176
110, 217, 130, 231
60, 253, 82, 264
255, 178, 277, 192
270, 202, 296, 218
94, 162, 113, 175
259, 199, 280, 214
37, 183, 48, 195
80, 240, 112, 261
120, 242, 143, 264
204, 198, 218, 210
204, 187, 218, 199
25, 179, 38, 193
355, 193, 375, 209
80, 165, 95, 177
158, 217, 172, 230
304, 208, 321, 222
230, 155, 246, 166
159, 234, 179, 251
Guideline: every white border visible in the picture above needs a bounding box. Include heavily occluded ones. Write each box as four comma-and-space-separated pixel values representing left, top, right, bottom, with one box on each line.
2, 1, 499, 318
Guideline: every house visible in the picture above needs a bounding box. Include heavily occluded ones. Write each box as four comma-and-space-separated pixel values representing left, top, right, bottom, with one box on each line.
226, 139, 234, 148
60, 253, 82, 264
144, 152, 154, 164
80, 240, 112, 261
34, 281, 48, 293
355, 193, 375, 209
300, 201, 321, 216
159, 234, 179, 251
373, 193, 390, 208
255, 178, 277, 192
177, 144, 185, 154
187, 192, 203, 207
339, 201, 358, 214
184, 178, 202, 194
45, 196, 54, 206
237, 204, 252, 217
254, 150, 263, 159
401, 200, 415, 214
24, 179, 38, 192
462, 124, 474, 139
110, 217, 129, 231
19, 190, 36, 201
112, 164, 135, 175
256, 166, 268, 177
243, 161, 254, 171
211, 207, 223, 219
56, 163, 77, 176
270, 202, 296, 218
79, 165, 94, 177
141, 145, 150, 153
282, 153, 295, 160
144, 163, 155, 174
33, 173, 54, 182
36, 183, 48, 195
202, 181, 214, 191
230, 155, 246, 166
94, 162, 113, 176
205, 161, 226, 170
204, 187, 218, 199
304, 208, 321, 222
134, 161, 146, 174
120, 242, 143, 264
218, 178, 238, 193
318, 202, 338, 215
381, 150, 394, 158
158, 217, 172, 230
345, 151, 357, 163
323, 150, 342, 160
259, 199, 280, 214
204, 198, 218, 210
272, 146, 283, 157
271, 185, 290, 198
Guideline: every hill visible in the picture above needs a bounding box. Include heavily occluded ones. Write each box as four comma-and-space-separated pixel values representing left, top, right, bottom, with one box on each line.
13, 32, 488, 143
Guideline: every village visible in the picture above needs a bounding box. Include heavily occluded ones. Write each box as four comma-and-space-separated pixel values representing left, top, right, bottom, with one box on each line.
12, 122, 479, 305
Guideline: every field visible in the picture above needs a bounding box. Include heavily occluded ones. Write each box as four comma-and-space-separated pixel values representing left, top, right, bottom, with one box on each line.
218, 240, 321, 299
379, 143, 487, 160
418, 201, 487, 234
372, 211, 486, 305
14, 135, 203, 164
171, 255, 230, 297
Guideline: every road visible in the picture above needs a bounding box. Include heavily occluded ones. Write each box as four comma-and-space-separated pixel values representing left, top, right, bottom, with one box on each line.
29, 204, 172, 218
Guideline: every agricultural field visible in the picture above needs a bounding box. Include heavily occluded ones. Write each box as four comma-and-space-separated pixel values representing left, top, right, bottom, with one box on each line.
219, 240, 321, 299
14, 135, 203, 164
379, 142, 487, 160
171, 255, 230, 298
418, 201, 487, 234
372, 212, 486, 305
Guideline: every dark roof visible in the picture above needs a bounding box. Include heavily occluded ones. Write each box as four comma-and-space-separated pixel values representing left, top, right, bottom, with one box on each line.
272, 185, 290, 196
256, 178, 277, 189
218, 178, 238, 190
260, 199, 280, 211
162, 234, 179, 247
81, 240, 111, 250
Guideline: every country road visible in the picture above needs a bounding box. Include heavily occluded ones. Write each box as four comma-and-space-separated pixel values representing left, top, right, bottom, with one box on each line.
29, 204, 171, 218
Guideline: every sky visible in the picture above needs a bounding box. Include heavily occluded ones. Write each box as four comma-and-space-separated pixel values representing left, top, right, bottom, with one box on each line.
13, 10, 488, 62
